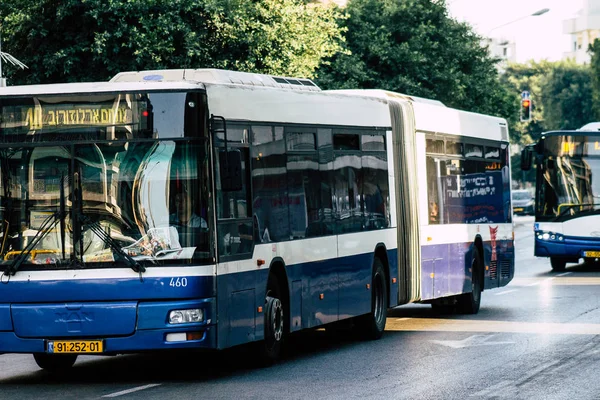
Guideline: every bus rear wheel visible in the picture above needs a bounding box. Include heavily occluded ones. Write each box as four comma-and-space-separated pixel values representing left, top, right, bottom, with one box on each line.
33, 353, 77, 372
457, 247, 482, 314
359, 258, 388, 340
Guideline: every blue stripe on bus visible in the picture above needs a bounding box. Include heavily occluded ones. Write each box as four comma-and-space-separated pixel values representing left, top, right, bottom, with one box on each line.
0, 275, 215, 303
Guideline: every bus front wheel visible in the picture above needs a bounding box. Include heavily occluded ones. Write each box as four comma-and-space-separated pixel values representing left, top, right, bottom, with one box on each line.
258, 276, 285, 366
33, 353, 77, 372
550, 257, 567, 272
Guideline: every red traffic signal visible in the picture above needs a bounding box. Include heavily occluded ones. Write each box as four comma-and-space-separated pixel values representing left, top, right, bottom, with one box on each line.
520, 98, 531, 122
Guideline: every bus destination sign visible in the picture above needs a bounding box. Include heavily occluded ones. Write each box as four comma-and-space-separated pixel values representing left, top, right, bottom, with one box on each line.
1, 104, 132, 131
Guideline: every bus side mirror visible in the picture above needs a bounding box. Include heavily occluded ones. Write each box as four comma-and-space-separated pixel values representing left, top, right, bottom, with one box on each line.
219, 149, 243, 192
521, 147, 532, 171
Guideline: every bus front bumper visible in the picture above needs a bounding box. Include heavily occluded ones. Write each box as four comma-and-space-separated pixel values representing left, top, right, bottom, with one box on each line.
0, 298, 217, 355
535, 231, 600, 259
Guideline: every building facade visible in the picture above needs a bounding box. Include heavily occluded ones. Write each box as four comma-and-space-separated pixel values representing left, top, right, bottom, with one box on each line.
563, 0, 600, 63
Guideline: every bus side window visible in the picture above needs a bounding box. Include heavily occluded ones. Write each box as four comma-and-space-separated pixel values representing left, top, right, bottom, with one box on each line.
426, 156, 441, 224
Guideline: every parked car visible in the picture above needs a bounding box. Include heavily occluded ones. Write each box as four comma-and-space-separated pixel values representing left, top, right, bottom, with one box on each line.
512, 189, 535, 215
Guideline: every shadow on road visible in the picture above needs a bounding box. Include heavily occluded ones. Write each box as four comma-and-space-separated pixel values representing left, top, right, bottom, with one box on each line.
0, 325, 389, 385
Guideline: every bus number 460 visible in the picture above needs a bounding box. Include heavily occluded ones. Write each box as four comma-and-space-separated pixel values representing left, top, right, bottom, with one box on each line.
169, 277, 188, 287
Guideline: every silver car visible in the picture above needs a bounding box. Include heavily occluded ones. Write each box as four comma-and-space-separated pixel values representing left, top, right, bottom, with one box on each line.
512, 189, 535, 215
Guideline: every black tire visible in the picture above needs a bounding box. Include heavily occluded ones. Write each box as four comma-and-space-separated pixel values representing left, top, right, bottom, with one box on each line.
258, 275, 285, 366
550, 257, 567, 272
33, 353, 77, 372
359, 258, 388, 340
457, 247, 482, 314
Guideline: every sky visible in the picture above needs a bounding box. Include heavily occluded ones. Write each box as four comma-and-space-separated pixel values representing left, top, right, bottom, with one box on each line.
447, 0, 584, 63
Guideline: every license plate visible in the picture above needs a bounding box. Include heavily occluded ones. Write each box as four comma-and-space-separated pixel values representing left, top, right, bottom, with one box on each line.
584, 251, 600, 258
47, 340, 104, 354
514, 208, 524, 212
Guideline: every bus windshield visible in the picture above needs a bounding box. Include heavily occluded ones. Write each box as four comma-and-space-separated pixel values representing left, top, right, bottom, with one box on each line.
537, 134, 600, 221
0, 92, 212, 270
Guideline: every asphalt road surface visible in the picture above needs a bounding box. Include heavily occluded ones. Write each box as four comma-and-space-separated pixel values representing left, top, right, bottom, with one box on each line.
2, 215, 600, 400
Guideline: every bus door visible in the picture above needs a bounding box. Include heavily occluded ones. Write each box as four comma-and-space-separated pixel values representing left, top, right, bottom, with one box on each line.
212, 122, 257, 348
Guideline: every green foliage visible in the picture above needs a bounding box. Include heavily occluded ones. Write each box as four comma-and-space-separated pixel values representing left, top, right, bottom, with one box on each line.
502, 60, 593, 141
0, 0, 346, 84
500, 59, 595, 186
499, 61, 554, 145
540, 61, 593, 130
590, 38, 600, 121
314, 0, 513, 118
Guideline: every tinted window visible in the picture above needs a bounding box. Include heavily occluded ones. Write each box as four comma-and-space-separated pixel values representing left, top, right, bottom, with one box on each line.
426, 139, 444, 154
465, 144, 483, 158
251, 127, 288, 242
333, 134, 359, 151
287, 132, 316, 151
361, 135, 386, 152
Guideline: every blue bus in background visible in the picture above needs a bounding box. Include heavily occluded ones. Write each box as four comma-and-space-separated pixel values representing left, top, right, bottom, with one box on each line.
0, 69, 514, 371
522, 124, 600, 271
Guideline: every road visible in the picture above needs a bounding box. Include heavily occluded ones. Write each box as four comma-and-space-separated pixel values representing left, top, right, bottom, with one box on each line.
2, 216, 600, 399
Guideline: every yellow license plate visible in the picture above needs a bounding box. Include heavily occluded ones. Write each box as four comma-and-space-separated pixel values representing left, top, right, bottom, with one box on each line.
584, 251, 600, 258
48, 340, 103, 353
513, 208, 524, 212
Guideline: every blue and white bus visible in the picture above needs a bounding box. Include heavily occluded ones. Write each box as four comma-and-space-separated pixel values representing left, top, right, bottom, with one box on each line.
0, 69, 514, 371
522, 124, 600, 271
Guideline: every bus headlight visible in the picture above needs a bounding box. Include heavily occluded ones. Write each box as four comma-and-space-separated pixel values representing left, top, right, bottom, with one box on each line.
536, 231, 564, 242
169, 309, 203, 324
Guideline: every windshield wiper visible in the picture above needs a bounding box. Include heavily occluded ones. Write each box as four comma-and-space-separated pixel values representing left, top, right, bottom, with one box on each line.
3, 176, 69, 277
3, 211, 63, 276
78, 213, 146, 279
71, 169, 145, 280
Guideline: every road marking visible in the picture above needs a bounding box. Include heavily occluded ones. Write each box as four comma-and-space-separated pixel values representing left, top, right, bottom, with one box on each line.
386, 317, 600, 335
510, 276, 600, 286
494, 289, 518, 296
525, 277, 554, 287
102, 384, 162, 398
543, 277, 600, 285
432, 334, 514, 348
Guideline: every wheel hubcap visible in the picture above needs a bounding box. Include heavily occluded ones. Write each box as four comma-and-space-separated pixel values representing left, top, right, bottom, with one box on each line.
271, 298, 283, 342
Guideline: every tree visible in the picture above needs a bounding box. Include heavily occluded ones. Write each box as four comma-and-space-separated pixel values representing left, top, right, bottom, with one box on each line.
500, 59, 595, 186
0, 0, 346, 85
500, 61, 554, 145
314, 0, 513, 118
540, 61, 593, 130
590, 38, 600, 121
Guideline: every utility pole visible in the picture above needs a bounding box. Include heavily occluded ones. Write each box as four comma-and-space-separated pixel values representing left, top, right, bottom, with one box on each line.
0, 29, 28, 87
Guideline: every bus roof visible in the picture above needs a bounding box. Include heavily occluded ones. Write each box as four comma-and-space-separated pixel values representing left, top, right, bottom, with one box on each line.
541, 130, 600, 137
110, 68, 321, 92
0, 81, 204, 97
324, 88, 509, 142
579, 122, 600, 131
0, 68, 508, 142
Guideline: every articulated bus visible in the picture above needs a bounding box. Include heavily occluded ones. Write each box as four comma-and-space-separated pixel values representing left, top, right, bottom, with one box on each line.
522, 123, 600, 271
0, 69, 514, 371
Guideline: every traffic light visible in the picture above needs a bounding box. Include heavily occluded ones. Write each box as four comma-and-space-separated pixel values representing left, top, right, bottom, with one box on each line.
520, 98, 531, 122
